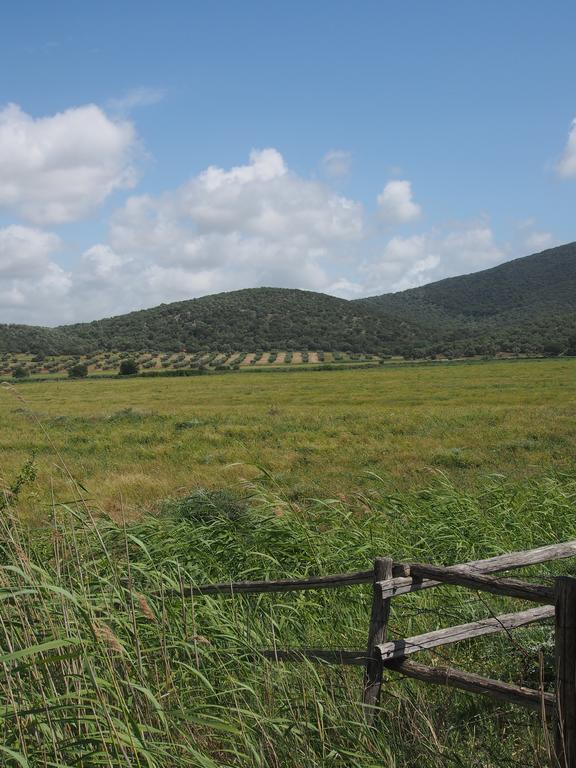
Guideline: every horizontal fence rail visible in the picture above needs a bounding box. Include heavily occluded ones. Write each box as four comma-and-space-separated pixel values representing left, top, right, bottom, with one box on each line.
378, 539, 576, 599
385, 658, 555, 717
390, 563, 554, 603
165, 569, 374, 596
153, 538, 576, 599
261, 649, 369, 665
376, 605, 554, 661
258, 606, 555, 664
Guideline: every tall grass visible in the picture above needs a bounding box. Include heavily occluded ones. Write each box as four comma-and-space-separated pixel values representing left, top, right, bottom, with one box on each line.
1, 472, 575, 766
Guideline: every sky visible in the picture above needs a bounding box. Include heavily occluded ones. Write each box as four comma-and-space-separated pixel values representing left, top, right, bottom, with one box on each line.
1, 0, 576, 326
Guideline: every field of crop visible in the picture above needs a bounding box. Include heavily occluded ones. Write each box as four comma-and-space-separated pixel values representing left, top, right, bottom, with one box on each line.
0, 349, 379, 378
1, 358, 575, 766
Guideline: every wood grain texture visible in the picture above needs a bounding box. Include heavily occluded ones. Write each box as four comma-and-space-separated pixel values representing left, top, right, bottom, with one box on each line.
363, 557, 393, 723
164, 570, 374, 597
555, 577, 576, 767
405, 563, 553, 603
260, 649, 368, 665
152, 539, 576, 599
378, 540, 576, 600
386, 658, 554, 715
377, 605, 554, 661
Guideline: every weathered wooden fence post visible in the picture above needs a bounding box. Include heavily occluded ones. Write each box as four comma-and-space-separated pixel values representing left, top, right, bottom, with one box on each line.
363, 556, 393, 724
555, 576, 576, 767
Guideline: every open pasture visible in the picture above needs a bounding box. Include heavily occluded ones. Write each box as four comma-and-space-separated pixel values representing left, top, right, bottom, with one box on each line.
1, 358, 575, 520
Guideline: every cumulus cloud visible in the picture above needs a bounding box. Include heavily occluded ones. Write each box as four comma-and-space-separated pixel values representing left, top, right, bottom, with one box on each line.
100, 148, 363, 305
0, 225, 61, 276
7, 148, 365, 323
366, 225, 506, 293
377, 180, 421, 225
0, 103, 139, 225
557, 118, 576, 178
325, 277, 366, 298
0, 225, 71, 322
322, 149, 352, 178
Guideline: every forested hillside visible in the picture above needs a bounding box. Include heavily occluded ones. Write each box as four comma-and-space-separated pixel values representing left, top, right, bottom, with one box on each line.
0, 289, 426, 356
355, 242, 576, 357
0, 242, 574, 358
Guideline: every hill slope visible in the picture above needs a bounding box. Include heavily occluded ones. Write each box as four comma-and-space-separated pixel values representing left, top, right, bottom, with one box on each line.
0, 243, 574, 358
355, 242, 576, 356
0, 288, 425, 356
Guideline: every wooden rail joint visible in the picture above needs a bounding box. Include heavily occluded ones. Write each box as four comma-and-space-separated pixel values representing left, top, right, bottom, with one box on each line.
391, 563, 554, 604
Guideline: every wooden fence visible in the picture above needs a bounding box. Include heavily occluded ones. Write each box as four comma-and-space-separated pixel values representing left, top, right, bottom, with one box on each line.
159, 539, 576, 767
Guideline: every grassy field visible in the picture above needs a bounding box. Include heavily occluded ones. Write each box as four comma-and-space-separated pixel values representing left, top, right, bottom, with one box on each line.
1, 358, 575, 520
1, 358, 576, 766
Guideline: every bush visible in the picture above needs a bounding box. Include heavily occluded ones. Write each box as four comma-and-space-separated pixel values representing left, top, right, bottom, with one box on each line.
167, 488, 248, 524
68, 363, 88, 379
12, 366, 28, 379
118, 359, 139, 376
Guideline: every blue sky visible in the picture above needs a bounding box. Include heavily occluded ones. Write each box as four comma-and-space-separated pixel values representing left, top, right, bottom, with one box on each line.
1, 0, 575, 324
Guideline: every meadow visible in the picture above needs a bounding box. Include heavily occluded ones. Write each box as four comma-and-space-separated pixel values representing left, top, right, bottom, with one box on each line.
1, 358, 574, 519
1, 358, 576, 767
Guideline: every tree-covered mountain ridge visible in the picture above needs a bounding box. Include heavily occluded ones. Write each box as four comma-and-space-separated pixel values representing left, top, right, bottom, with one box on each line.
1, 241, 575, 358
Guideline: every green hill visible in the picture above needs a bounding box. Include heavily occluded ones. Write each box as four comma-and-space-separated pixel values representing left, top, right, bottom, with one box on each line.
355, 242, 576, 357
0, 288, 425, 356
1, 242, 575, 358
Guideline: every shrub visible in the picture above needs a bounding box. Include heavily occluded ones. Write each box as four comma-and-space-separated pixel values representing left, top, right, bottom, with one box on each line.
118, 359, 139, 376
68, 363, 88, 379
167, 488, 248, 524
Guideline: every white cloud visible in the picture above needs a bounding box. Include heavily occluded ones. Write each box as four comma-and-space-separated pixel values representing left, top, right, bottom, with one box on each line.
80, 244, 133, 285
325, 277, 365, 298
177, 148, 362, 240
322, 149, 352, 178
523, 231, 555, 252
0, 103, 139, 225
557, 118, 576, 178
108, 87, 165, 113
377, 180, 421, 225
0, 225, 61, 276
102, 148, 363, 302
0, 225, 71, 322
366, 225, 506, 294
515, 219, 558, 253
11, 148, 365, 323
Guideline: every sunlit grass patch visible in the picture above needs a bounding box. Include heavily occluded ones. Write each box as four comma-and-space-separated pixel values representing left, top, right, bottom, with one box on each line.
0, 358, 574, 519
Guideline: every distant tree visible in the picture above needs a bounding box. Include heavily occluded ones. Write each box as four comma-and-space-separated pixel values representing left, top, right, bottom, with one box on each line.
68, 363, 88, 379
13, 366, 28, 379
119, 359, 139, 376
